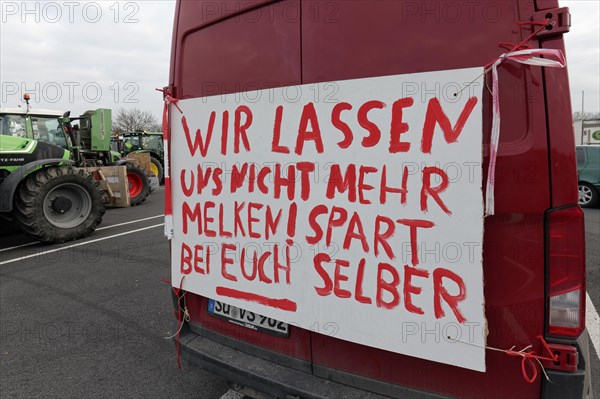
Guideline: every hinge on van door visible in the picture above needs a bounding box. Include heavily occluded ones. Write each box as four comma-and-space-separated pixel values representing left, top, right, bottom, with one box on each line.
162, 84, 177, 99
532, 7, 571, 37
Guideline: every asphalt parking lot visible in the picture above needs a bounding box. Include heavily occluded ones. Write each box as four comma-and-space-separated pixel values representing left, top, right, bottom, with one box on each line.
1, 191, 598, 398
0, 191, 228, 398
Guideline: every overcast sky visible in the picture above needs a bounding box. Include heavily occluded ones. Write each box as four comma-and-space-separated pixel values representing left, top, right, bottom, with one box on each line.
1, 1, 598, 121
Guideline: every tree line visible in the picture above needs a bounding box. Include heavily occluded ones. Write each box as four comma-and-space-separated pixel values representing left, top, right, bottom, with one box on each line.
112, 108, 161, 135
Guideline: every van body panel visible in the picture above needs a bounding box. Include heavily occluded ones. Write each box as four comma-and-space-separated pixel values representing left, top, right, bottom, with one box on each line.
177, 0, 301, 99
537, 36, 579, 208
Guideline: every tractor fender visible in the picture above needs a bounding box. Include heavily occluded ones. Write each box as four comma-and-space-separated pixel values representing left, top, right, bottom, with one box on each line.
0, 159, 74, 213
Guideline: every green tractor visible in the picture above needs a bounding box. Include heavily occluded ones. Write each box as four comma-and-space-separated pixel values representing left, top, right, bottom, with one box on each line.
1, 105, 151, 208
111, 131, 164, 184
1, 111, 105, 243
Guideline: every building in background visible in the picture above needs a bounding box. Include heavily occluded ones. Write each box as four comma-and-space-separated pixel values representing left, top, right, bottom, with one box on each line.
574, 119, 600, 145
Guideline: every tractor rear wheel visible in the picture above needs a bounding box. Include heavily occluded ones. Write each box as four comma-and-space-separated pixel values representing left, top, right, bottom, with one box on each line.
14, 166, 105, 243
150, 156, 164, 184
126, 164, 150, 206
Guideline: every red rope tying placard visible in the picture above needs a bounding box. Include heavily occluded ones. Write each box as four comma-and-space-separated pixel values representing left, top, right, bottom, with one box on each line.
449, 335, 558, 383
161, 276, 187, 369
457, 19, 565, 216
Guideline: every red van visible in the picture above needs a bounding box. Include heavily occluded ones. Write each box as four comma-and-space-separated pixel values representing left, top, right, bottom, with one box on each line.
165, 1, 591, 398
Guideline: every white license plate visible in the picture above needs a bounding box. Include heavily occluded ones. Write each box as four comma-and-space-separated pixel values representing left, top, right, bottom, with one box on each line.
208, 299, 289, 337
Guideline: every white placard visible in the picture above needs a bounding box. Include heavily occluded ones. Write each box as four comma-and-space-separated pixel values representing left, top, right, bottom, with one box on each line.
170, 67, 487, 371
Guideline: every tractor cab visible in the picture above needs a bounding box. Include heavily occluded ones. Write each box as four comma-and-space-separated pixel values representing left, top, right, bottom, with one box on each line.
0, 108, 70, 149
1, 106, 119, 167
118, 131, 163, 158
115, 131, 164, 183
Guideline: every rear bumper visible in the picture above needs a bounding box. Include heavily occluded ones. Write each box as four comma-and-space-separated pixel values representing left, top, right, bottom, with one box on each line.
178, 324, 448, 399
177, 322, 591, 399
542, 330, 592, 399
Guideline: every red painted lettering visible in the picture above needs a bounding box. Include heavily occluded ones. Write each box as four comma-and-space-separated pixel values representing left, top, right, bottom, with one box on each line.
376, 262, 401, 309
313, 253, 333, 296
257, 167, 270, 194
247, 202, 263, 239
181, 169, 194, 197
358, 100, 385, 147
326, 206, 348, 247
271, 105, 290, 154
355, 259, 372, 304
389, 97, 414, 153
396, 219, 435, 266
333, 259, 352, 298
221, 243, 237, 282
265, 206, 282, 240
296, 162, 315, 201
421, 167, 451, 215
234, 201, 246, 236
274, 244, 291, 284
212, 168, 223, 195
231, 163, 248, 193
257, 251, 273, 284
380, 165, 408, 205
180, 243, 192, 275
287, 202, 297, 238
218, 203, 232, 238
182, 202, 201, 235
404, 265, 429, 315
421, 97, 478, 153
295, 102, 324, 155
433, 267, 467, 323
196, 165, 212, 194
332, 102, 353, 149
343, 212, 369, 252
240, 247, 258, 281
374, 215, 395, 259
182, 113, 215, 157
358, 166, 377, 204
234, 105, 252, 153
306, 205, 328, 245
274, 164, 296, 200
203, 201, 216, 238
221, 110, 229, 155
326, 164, 357, 202
194, 245, 209, 275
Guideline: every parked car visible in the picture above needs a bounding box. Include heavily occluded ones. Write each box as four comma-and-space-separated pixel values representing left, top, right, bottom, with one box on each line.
576, 145, 600, 207
164, 1, 590, 398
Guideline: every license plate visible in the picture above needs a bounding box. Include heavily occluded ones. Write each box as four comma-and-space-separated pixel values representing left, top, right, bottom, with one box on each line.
208, 299, 289, 337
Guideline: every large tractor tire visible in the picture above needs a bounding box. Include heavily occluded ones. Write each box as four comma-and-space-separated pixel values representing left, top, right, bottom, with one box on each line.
126, 164, 150, 206
13, 166, 105, 244
150, 156, 164, 184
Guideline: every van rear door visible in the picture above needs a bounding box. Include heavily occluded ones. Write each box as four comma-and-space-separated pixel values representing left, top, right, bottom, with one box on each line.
171, 0, 313, 370
300, 1, 557, 397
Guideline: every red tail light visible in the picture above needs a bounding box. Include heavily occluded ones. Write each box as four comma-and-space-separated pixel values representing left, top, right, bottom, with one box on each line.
546, 206, 586, 338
